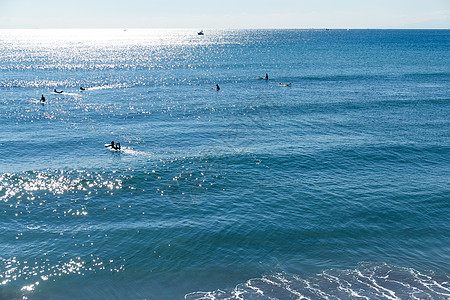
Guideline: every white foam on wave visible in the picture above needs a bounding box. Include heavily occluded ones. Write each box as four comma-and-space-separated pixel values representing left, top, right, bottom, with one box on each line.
185, 264, 450, 299
85, 83, 126, 91
185, 290, 226, 300
107, 147, 152, 157
413, 270, 450, 297
355, 269, 400, 300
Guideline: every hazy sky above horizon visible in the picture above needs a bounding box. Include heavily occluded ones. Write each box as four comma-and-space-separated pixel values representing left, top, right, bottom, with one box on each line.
0, 0, 449, 29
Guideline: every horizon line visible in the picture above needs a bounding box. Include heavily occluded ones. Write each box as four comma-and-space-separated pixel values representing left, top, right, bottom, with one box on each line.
1, 27, 449, 30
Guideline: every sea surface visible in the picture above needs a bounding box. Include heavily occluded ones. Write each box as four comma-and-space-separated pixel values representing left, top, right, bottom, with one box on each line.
0, 29, 449, 299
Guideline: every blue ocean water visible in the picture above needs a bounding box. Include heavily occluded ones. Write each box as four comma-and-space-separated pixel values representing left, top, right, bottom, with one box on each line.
0, 29, 449, 299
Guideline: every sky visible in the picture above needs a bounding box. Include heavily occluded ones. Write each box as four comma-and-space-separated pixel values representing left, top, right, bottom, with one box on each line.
0, 0, 449, 29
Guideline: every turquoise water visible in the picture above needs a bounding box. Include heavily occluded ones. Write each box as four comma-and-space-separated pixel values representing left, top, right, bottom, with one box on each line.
0, 29, 449, 299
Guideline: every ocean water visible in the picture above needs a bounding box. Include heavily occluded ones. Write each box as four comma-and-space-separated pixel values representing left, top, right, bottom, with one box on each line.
0, 29, 449, 299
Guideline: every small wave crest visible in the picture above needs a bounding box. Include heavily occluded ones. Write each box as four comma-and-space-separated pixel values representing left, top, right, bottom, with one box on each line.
186, 264, 450, 299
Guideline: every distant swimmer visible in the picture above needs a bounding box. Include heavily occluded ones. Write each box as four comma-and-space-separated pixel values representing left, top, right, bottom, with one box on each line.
279, 83, 292, 87
40, 94, 46, 102
80, 87, 86, 91
54, 89, 63, 94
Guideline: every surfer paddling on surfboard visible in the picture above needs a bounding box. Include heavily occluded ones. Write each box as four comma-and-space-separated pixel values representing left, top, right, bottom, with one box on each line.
105, 141, 121, 151
210, 84, 220, 91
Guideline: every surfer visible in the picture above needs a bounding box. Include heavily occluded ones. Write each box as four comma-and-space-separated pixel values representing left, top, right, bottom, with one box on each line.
105, 141, 121, 150
54, 89, 63, 94
80, 87, 86, 91
40, 94, 45, 102
258, 73, 269, 80
210, 84, 220, 91
279, 83, 291, 87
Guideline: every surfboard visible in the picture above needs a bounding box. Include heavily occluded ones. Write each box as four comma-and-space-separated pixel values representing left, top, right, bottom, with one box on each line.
31, 98, 45, 104
105, 144, 121, 151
